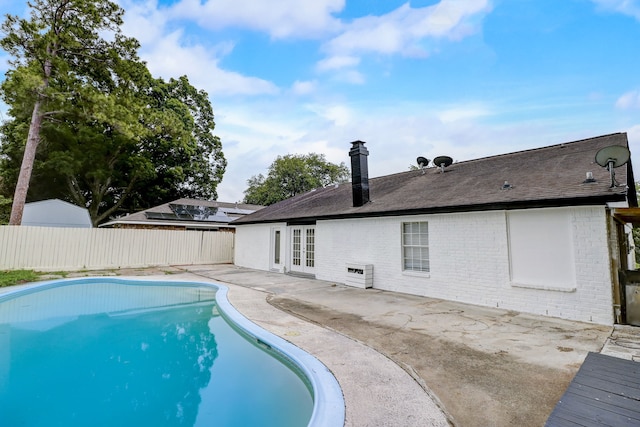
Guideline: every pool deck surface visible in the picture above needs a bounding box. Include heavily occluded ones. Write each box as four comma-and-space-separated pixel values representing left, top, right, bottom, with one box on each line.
8, 263, 640, 426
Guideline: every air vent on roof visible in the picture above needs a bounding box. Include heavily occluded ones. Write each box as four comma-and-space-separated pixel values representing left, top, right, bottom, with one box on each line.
433, 156, 453, 173
416, 156, 430, 174
595, 145, 630, 188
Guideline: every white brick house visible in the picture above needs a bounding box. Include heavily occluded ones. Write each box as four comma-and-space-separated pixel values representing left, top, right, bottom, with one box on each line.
233, 134, 638, 325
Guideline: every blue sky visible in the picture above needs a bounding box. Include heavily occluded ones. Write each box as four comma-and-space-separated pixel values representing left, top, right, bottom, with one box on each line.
2, 0, 640, 203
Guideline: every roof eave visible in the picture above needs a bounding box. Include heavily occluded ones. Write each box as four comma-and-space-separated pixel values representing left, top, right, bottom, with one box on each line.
100, 219, 236, 229
233, 194, 627, 226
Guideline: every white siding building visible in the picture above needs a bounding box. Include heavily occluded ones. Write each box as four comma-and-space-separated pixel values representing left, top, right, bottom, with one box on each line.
233, 134, 638, 326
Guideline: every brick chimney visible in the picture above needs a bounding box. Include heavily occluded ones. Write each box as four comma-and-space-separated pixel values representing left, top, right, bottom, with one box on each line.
349, 140, 370, 207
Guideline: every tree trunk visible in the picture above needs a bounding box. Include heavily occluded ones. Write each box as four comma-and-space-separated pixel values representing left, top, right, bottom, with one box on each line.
8, 97, 44, 225
9, 53, 52, 226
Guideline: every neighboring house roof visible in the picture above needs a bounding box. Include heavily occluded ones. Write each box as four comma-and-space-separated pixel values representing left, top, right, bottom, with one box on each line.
100, 198, 264, 229
233, 133, 636, 225
22, 199, 92, 228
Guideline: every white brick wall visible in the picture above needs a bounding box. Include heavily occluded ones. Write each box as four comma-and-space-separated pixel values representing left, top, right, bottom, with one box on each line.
235, 206, 615, 324
315, 206, 614, 325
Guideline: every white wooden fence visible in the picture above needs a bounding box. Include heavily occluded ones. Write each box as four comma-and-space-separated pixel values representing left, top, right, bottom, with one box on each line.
0, 226, 234, 271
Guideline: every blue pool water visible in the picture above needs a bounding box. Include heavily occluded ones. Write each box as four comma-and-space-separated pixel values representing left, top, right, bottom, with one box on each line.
0, 279, 335, 427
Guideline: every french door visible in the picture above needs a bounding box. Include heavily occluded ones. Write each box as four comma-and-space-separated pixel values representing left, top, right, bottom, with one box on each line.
290, 226, 315, 275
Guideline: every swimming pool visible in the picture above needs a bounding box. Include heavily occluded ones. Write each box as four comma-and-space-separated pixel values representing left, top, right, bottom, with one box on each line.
0, 278, 345, 427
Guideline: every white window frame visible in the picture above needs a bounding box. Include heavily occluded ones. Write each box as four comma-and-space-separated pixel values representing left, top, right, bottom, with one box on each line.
289, 225, 316, 275
270, 227, 284, 271
402, 221, 430, 273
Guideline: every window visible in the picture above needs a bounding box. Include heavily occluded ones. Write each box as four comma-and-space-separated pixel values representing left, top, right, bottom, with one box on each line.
292, 229, 301, 266
305, 228, 315, 268
273, 230, 281, 265
402, 222, 429, 272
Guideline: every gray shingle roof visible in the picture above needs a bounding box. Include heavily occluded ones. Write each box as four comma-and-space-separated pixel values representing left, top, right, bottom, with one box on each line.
233, 133, 636, 225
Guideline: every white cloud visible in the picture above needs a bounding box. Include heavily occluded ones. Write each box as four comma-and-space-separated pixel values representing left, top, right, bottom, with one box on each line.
143, 31, 278, 96
316, 55, 360, 72
616, 90, 640, 110
437, 105, 492, 123
306, 103, 354, 127
119, 0, 167, 45
219, 108, 307, 143
170, 0, 345, 39
323, 0, 491, 59
109, 0, 636, 206
591, 0, 640, 20
629, 124, 640, 137
214, 97, 527, 201
291, 80, 317, 95
627, 124, 640, 176
215, 92, 630, 203
119, 1, 278, 97
214, 104, 338, 201
628, 124, 640, 147
334, 69, 366, 85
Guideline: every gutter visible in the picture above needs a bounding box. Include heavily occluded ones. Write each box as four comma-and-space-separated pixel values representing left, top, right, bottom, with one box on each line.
232, 194, 628, 226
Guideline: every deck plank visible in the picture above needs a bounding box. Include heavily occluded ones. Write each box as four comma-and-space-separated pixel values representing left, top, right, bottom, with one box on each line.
568, 383, 640, 413
546, 353, 640, 427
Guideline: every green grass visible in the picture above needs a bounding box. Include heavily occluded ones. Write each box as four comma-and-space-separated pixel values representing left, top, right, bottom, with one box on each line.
0, 269, 40, 287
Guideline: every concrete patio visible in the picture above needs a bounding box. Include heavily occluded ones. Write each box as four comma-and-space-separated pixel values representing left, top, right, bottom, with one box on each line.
171, 264, 619, 426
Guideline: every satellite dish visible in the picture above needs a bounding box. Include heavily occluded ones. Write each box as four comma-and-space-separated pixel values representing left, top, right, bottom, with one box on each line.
595, 145, 630, 188
416, 156, 430, 174
595, 145, 630, 168
416, 156, 429, 166
433, 155, 453, 173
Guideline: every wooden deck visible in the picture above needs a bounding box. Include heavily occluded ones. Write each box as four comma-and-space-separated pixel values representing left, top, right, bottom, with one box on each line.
546, 352, 640, 426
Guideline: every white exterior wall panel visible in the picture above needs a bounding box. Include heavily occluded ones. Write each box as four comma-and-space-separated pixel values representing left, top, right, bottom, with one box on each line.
234, 223, 282, 271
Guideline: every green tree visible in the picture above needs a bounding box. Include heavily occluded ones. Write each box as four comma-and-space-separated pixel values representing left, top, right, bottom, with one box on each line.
0, 0, 226, 225
0, 195, 11, 224
0, 71, 226, 225
0, 0, 142, 225
120, 75, 226, 213
243, 153, 349, 206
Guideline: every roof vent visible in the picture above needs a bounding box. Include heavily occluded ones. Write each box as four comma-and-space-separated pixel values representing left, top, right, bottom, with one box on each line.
433, 156, 453, 173
583, 171, 596, 183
